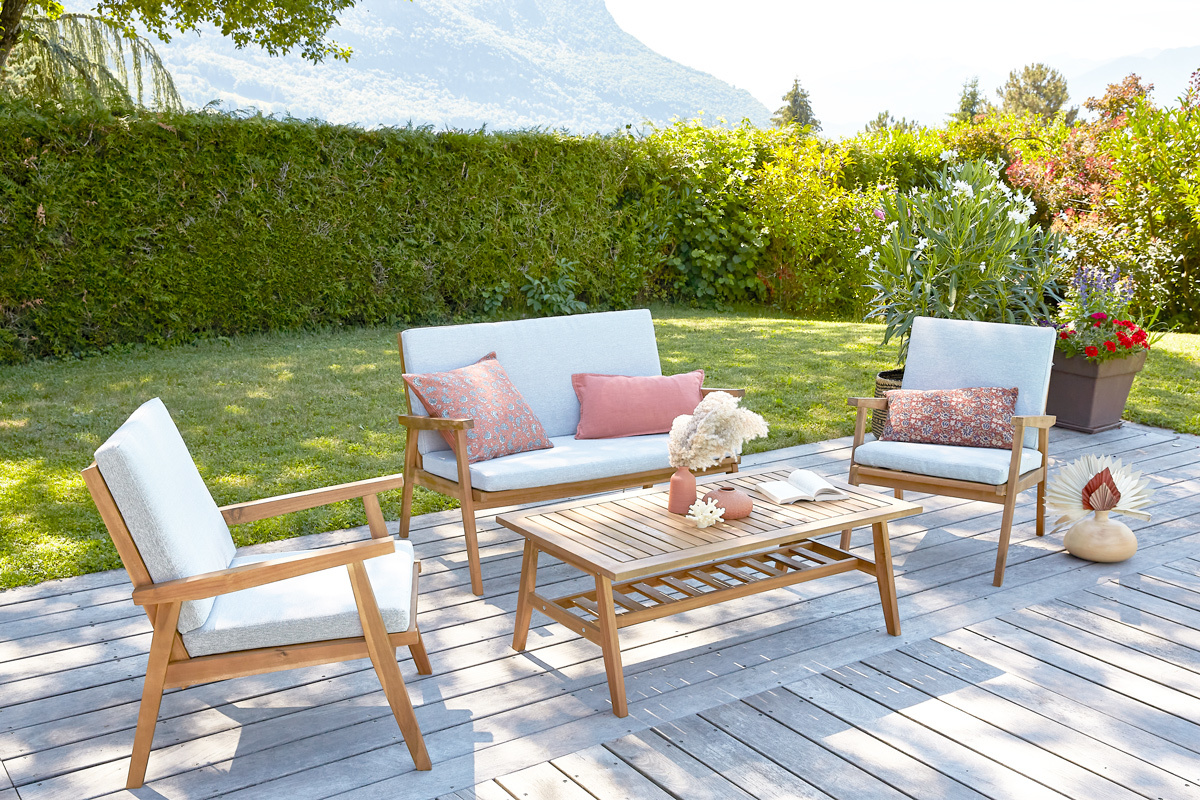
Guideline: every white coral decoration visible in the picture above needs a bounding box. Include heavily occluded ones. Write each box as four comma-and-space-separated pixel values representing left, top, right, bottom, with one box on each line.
687, 497, 725, 528
668, 391, 769, 471
1047, 454, 1154, 533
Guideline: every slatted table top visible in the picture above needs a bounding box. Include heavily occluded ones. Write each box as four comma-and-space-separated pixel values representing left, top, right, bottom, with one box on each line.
497, 465, 923, 581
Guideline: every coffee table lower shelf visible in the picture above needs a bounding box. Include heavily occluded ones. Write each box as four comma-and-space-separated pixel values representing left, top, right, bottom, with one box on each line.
510, 533, 900, 717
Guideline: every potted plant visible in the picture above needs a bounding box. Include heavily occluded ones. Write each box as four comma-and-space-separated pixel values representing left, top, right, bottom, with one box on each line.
1044, 265, 1155, 433
862, 157, 1064, 434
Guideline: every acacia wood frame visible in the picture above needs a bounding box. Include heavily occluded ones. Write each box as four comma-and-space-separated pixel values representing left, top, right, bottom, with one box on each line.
396, 332, 743, 596
81, 465, 433, 789
843, 396, 1055, 587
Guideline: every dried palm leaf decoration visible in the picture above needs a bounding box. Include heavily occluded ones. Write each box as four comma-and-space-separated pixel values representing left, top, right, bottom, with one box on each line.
1047, 455, 1153, 534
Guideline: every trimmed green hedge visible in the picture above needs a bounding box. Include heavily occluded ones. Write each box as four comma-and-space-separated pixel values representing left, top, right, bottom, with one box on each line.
0, 107, 666, 360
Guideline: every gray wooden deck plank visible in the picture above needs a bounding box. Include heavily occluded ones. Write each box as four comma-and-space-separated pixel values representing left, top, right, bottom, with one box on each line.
826, 662, 1142, 800
902, 638, 1200, 785
1112, 572, 1200, 613
1000, 607, 1200, 698
865, 649, 1198, 798
549, 745, 675, 800
651, 716, 833, 800
26, 511, 1200, 799
493, 761, 593, 800
1028, 598, 1200, 670
699, 700, 913, 800
737, 687, 985, 800
4, 427, 1200, 800
960, 618, 1200, 735
605, 731, 756, 800
788, 674, 1069, 800
1082, 579, 1200, 636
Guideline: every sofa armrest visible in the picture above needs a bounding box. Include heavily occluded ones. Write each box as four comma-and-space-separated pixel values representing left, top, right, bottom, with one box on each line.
702, 387, 746, 398
398, 414, 474, 431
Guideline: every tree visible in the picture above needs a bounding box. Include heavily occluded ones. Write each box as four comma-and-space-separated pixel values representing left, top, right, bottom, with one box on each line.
997, 62, 1077, 121
1, 11, 180, 109
0, 0, 359, 91
772, 78, 820, 132
951, 76, 989, 123
864, 110, 918, 134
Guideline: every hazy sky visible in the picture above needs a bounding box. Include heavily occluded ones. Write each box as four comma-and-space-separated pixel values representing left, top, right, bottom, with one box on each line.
605, 0, 1200, 136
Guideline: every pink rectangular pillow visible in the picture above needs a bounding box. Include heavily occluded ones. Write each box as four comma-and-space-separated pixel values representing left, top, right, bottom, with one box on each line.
572, 370, 704, 439
882, 386, 1018, 450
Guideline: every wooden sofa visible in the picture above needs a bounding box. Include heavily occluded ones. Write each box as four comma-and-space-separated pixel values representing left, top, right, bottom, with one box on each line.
397, 309, 741, 595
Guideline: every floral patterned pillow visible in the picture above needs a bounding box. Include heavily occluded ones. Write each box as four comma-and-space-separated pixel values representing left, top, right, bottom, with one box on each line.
404, 353, 552, 463
882, 387, 1019, 450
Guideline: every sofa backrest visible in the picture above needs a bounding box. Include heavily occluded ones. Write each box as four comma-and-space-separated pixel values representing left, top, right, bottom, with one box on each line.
902, 316, 1056, 450
401, 309, 662, 453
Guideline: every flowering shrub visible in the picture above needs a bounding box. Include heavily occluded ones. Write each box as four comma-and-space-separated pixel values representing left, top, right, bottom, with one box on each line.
864, 158, 1063, 358
1048, 265, 1153, 362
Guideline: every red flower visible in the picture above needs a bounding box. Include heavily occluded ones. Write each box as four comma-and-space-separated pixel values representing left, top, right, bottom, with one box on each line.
1059, 331, 1071, 339
1085, 345, 1099, 357
1104, 341, 1117, 352
1118, 332, 1133, 347
1089, 312, 1109, 321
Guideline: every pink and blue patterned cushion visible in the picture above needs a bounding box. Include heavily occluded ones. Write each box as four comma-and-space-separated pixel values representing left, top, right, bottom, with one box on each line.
882, 386, 1019, 450
404, 353, 552, 464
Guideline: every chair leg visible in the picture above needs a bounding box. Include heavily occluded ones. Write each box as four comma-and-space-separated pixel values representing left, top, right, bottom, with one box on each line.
1036, 477, 1047, 537
894, 488, 904, 500
839, 529, 853, 550
410, 629, 433, 675
453, 428, 483, 596
348, 562, 431, 770
399, 439, 419, 539
993, 491, 1019, 587
127, 602, 181, 789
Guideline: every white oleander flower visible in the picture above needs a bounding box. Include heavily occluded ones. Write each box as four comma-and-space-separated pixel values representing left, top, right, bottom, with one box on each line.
1008, 209, 1029, 223
1047, 455, 1153, 533
952, 180, 974, 199
939, 149, 958, 162
857, 245, 874, 258
687, 498, 725, 528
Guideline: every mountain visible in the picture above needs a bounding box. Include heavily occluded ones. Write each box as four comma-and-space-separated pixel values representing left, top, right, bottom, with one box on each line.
148, 0, 771, 131
1067, 46, 1200, 110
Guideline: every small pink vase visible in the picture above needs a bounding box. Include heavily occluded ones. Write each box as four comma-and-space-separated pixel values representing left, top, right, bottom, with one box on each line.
667, 466, 696, 514
702, 486, 753, 520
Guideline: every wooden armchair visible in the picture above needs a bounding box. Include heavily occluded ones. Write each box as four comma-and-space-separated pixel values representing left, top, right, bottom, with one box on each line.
844, 317, 1057, 587
83, 398, 431, 789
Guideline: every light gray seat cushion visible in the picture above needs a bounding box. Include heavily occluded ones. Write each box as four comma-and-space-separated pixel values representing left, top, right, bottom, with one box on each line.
94, 397, 236, 634
401, 309, 662, 455
902, 317, 1056, 449
183, 541, 415, 657
422, 433, 672, 492
854, 440, 1043, 485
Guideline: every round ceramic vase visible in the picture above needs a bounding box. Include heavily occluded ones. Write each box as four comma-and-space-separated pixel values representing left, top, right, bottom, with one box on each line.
702, 486, 753, 520
1063, 510, 1138, 562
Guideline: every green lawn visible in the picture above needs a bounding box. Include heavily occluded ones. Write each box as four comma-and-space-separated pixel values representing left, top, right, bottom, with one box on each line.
2, 309, 1197, 590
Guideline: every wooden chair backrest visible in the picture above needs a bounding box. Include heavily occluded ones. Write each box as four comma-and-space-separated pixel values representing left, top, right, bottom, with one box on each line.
82, 462, 157, 620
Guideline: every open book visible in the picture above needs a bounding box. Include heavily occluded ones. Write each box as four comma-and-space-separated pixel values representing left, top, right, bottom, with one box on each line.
757, 469, 849, 504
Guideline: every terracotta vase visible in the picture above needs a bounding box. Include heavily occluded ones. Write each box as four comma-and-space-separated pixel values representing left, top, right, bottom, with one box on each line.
1063, 510, 1138, 562
702, 486, 753, 520
667, 466, 696, 514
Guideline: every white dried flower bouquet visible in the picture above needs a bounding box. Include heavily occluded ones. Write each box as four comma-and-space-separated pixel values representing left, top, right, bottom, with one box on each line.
668, 391, 769, 471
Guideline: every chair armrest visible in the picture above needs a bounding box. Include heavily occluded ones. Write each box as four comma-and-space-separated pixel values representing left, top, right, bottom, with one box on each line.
1012, 415, 1056, 429
702, 387, 746, 398
848, 396, 888, 409
131, 538, 396, 606
398, 414, 474, 431
220, 473, 405, 525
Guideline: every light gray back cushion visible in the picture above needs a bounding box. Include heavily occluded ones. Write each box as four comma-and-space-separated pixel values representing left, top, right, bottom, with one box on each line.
401, 309, 662, 453
94, 397, 236, 633
902, 317, 1056, 449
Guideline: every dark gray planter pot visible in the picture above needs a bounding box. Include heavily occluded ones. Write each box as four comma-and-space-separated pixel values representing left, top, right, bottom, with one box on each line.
1046, 349, 1148, 434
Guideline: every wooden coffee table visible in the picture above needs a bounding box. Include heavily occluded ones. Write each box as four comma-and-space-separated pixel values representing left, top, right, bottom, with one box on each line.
497, 465, 922, 717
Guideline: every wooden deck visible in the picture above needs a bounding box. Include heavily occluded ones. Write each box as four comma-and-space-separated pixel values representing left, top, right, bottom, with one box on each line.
2, 422, 1199, 799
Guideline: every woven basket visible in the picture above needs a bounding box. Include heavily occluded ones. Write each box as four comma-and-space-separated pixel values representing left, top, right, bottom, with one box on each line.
871, 368, 905, 439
